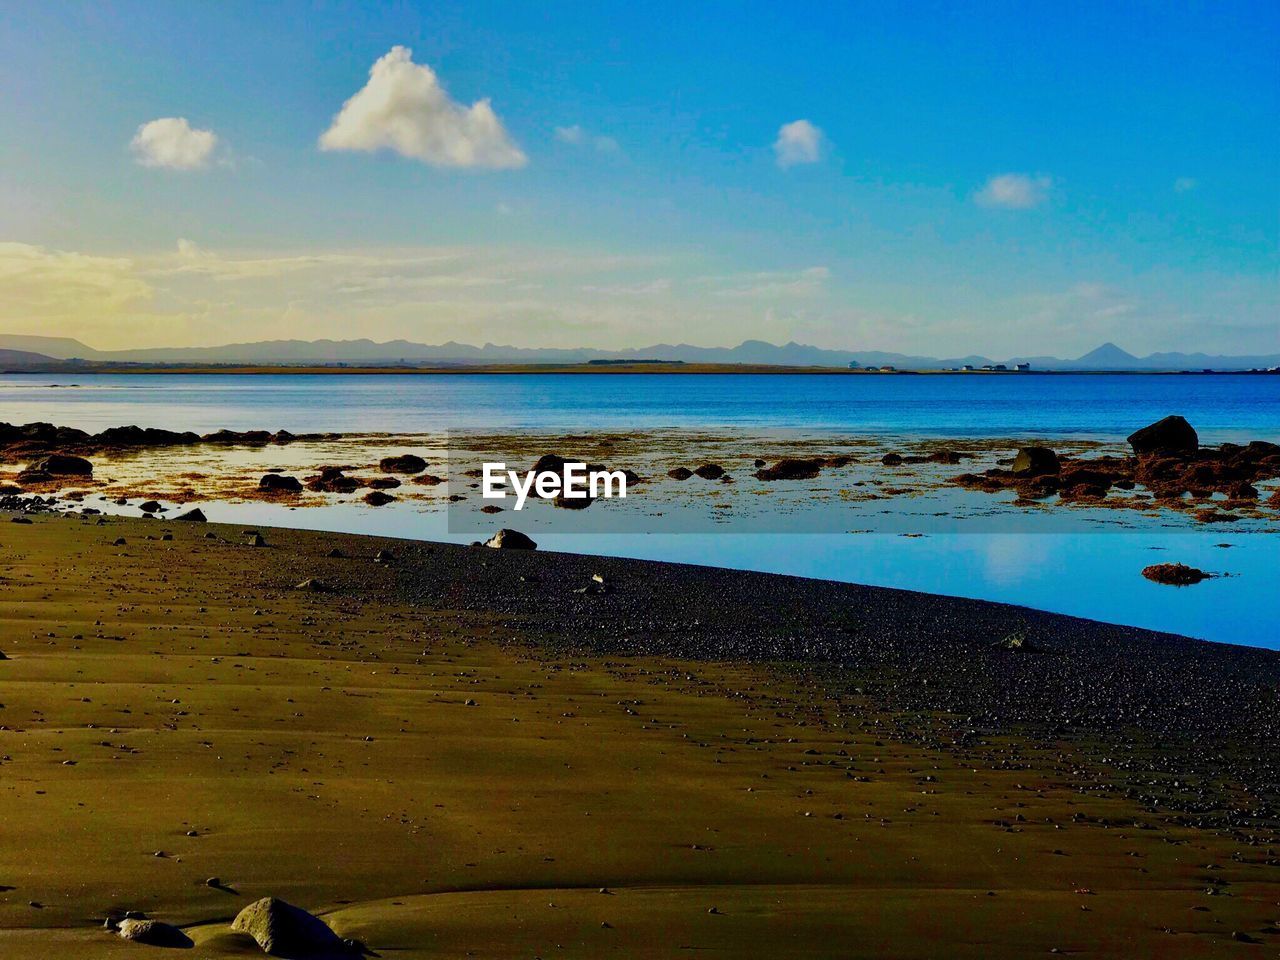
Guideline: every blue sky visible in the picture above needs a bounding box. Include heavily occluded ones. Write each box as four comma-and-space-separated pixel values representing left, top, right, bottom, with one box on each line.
0, 1, 1276, 355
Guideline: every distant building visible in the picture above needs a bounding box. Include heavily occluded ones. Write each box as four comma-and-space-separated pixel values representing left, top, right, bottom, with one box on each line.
1015, 362, 1030, 371
961, 364, 974, 371
993, 364, 1008, 371
848, 361, 860, 370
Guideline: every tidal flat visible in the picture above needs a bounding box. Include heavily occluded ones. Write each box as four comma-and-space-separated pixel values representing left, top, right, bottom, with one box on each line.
0, 512, 1277, 957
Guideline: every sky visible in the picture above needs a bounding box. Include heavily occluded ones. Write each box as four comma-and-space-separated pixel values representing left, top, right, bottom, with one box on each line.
0, 1, 1277, 357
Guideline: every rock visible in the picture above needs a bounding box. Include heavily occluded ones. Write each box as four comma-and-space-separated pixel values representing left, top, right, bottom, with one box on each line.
139, 500, 162, 512
1142, 563, 1214, 586
1128, 415, 1198, 455
755, 457, 824, 481
364, 477, 400, 490
693, 463, 725, 480
33, 454, 93, 476
230, 897, 351, 957
379, 454, 427, 474
259, 474, 303, 493
667, 467, 693, 481
880, 453, 904, 466
10, 516, 32, 524
248, 533, 267, 547
306, 467, 361, 493
116, 918, 193, 947
295, 578, 328, 592
531, 453, 569, 474
174, 508, 207, 522
373, 549, 394, 563
1011, 447, 1059, 476
363, 491, 396, 506
485, 529, 537, 550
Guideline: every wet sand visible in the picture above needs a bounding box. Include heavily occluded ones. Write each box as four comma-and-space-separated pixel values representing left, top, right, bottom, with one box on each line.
0, 513, 1277, 957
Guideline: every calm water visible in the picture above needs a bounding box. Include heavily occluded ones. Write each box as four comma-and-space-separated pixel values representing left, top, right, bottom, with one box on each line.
1, 372, 1278, 439
2, 372, 1278, 649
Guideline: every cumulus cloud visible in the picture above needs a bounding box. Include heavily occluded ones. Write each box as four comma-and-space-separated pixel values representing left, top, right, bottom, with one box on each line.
319, 46, 526, 169
975, 173, 1053, 209
774, 119, 823, 168
555, 125, 620, 153
130, 117, 220, 170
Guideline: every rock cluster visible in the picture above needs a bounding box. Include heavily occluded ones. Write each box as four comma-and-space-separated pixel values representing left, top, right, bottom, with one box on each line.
0, 421, 305, 460
951, 417, 1280, 509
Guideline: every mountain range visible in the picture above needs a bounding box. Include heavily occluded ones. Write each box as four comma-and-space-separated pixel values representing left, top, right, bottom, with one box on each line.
1, 334, 1277, 372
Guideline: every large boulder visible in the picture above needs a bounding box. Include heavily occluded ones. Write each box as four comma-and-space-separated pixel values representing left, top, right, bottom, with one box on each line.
174, 508, 207, 522
230, 897, 351, 957
1128, 416, 1198, 456
379, 454, 426, 474
33, 454, 93, 476
1011, 447, 1059, 476
485, 529, 537, 550
116, 918, 193, 947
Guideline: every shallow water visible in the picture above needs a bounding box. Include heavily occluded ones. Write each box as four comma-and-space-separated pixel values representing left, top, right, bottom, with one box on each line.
4, 372, 1278, 649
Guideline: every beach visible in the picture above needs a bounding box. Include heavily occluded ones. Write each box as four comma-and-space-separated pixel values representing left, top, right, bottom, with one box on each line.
1, 511, 1277, 957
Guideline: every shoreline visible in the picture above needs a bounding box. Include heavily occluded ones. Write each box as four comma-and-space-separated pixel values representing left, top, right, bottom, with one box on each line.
2, 511, 1278, 957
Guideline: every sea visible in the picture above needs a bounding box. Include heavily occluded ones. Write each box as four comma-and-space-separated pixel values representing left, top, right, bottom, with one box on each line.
2, 372, 1277, 649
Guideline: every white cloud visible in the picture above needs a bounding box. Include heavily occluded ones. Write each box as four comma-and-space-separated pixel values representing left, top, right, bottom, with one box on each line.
774, 120, 823, 168
709, 266, 830, 298
130, 117, 220, 170
1174, 177, 1198, 193
580, 278, 671, 296
975, 173, 1053, 209
555, 125, 620, 153
319, 46, 526, 169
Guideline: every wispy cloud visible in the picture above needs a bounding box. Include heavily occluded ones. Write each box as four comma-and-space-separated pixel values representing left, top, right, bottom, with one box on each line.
579, 278, 671, 296
555, 125, 620, 154
130, 117, 221, 170
319, 46, 526, 169
975, 173, 1053, 209
774, 119, 823, 168
1174, 177, 1198, 193
706, 266, 830, 298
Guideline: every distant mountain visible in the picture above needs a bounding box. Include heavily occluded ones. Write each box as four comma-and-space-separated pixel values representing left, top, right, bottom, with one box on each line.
0, 334, 1276, 371
0, 335, 105, 361
1074, 342, 1140, 368
0, 348, 59, 369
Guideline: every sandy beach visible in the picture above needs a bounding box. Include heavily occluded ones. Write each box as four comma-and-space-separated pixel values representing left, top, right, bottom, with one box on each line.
1, 510, 1277, 957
